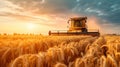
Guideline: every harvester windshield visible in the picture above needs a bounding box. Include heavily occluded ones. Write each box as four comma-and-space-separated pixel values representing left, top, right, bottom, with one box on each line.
68, 17, 87, 31
71, 20, 82, 27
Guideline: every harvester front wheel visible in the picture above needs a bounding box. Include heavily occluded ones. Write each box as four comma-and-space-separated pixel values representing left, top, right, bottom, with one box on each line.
82, 28, 87, 32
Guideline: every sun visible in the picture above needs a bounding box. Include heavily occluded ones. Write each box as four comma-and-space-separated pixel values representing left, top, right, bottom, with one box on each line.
27, 23, 35, 30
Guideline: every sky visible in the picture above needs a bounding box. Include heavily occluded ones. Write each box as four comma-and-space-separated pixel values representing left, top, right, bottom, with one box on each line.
0, 0, 120, 35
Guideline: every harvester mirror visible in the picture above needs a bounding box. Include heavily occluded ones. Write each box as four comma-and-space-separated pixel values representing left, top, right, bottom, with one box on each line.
67, 20, 70, 24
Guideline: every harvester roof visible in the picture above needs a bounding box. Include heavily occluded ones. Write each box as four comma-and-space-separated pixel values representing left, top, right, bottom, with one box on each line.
70, 17, 87, 20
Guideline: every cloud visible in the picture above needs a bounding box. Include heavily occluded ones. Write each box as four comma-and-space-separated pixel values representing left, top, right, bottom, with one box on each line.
3, 0, 120, 22
72, 0, 120, 22
7, 0, 77, 14
0, 0, 23, 14
0, 0, 57, 26
85, 8, 106, 16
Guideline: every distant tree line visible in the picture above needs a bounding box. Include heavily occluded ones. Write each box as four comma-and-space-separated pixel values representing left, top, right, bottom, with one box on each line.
0, 33, 42, 36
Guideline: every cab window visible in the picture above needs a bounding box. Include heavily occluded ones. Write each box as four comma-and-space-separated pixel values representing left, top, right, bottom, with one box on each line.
74, 20, 82, 27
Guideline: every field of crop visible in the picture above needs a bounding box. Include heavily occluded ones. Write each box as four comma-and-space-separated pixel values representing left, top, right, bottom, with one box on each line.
0, 35, 120, 67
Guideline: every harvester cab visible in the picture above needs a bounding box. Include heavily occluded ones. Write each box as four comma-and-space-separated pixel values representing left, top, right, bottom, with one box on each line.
68, 17, 87, 32
49, 17, 100, 36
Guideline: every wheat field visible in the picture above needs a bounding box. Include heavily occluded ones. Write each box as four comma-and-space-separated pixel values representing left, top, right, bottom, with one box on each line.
0, 35, 120, 67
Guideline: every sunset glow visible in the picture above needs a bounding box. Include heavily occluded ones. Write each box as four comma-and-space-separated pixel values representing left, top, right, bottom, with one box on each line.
27, 23, 36, 30
0, 0, 120, 34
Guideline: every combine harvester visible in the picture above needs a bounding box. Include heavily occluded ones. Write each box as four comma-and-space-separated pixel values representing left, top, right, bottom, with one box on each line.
49, 17, 100, 36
